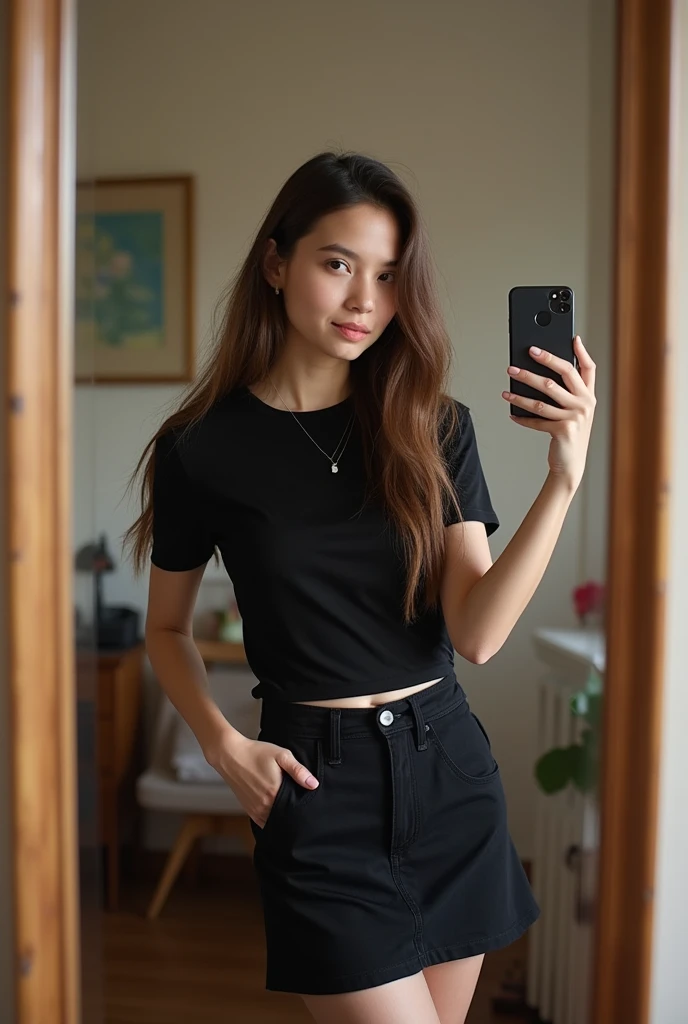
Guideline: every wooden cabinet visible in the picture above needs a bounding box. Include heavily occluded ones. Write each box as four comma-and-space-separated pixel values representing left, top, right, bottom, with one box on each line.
75, 638, 245, 911
76, 642, 144, 911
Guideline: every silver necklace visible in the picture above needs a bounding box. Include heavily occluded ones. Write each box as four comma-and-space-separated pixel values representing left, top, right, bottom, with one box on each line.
267, 375, 355, 474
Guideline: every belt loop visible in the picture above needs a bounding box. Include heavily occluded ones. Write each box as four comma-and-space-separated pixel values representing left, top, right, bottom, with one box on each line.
328, 708, 342, 765
407, 695, 428, 752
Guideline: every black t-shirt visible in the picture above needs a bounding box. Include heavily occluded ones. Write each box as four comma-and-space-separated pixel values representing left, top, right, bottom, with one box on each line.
150, 386, 499, 702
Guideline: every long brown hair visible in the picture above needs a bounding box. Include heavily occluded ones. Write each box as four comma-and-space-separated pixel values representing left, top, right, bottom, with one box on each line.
122, 150, 463, 622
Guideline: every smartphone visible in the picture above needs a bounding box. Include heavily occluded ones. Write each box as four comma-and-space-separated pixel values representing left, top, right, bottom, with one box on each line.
508, 286, 577, 419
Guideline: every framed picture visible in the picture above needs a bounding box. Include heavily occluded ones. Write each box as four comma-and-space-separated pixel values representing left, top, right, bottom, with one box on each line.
75, 175, 194, 383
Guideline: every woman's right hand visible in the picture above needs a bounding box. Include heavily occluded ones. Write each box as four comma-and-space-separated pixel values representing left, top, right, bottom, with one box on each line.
205, 729, 319, 829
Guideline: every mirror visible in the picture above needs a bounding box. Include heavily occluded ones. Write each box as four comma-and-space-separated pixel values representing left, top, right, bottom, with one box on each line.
73, 1, 616, 1020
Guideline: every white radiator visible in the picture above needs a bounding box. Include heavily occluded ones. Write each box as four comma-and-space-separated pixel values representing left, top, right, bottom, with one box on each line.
526, 628, 604, 1024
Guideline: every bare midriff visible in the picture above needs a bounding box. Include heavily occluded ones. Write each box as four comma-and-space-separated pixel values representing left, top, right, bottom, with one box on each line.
292, 676, 445, 709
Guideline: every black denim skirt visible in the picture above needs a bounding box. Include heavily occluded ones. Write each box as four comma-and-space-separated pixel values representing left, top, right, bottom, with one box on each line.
249, 672, 540, 995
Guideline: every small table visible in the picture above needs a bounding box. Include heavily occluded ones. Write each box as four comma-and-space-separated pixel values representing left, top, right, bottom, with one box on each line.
194, 638, 247, 666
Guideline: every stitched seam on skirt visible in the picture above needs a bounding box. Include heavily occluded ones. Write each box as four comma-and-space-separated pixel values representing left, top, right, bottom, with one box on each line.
426, 698, 469, 727
313, 951, 426, 983
391, 851, 426, 958
389, 739, 398, 855
398, 730, 421, 851
298, 738, 323, 808
301, 909, 539, 987
428, 732, 500, 786
283, 700, 467, 743
423, 908, 539, 954
387, 741, 423, 946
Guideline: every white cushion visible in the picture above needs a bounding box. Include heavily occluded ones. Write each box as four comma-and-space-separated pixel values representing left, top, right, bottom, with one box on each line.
169, 667, 261, 783
137, 664, 263, 814
136, 765, 246, 813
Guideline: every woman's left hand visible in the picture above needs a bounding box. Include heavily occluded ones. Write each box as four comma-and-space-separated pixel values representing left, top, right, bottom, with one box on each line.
502, 335, 596, 493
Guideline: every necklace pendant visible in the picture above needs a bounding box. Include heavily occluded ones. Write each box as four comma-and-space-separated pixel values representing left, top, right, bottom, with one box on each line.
331, 463, 339, 473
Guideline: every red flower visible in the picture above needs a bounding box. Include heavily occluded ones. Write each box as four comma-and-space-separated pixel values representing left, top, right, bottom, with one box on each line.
573, 581, 606, 619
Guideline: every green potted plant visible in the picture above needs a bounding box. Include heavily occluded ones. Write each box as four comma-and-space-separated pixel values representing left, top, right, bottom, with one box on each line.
534, 580, 605, 795
534, 667, 603, 794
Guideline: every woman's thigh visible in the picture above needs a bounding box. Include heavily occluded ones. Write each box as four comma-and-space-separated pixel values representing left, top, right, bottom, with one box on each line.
300, 971, 443, 1024
423, 954, 485, 1024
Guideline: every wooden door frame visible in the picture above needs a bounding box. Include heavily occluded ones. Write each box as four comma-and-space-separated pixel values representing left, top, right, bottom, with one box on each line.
2, 0, 678, 1021
590, 0, 677, 1021
5, 0, 79, 1021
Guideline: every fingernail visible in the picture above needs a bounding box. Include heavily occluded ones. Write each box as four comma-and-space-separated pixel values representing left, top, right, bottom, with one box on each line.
306, 775, 318, 788
530, 346, 541, 355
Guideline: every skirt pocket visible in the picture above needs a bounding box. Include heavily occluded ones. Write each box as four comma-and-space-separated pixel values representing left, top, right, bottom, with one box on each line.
427, 699, 500, 785
259, 770, 289, 837
250, 734, 323, 842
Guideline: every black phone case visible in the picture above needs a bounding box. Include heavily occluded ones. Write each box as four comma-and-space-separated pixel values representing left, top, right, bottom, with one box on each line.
508, 286, 577, 419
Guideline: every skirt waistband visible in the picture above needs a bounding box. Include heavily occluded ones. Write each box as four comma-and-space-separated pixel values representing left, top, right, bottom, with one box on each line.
259, 672, 468, 764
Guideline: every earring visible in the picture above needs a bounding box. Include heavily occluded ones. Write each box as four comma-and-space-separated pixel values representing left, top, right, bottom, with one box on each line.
275, 287, 280, 295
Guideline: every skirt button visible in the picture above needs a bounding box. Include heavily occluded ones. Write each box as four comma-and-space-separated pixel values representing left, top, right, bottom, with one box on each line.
379, 709, 394, 726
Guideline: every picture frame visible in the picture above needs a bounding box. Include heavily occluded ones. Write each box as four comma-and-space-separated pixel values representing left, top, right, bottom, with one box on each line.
74, 175, 194, 384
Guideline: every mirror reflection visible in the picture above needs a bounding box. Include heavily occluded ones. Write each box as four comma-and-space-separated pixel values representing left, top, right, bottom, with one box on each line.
74, 1, 614, 1021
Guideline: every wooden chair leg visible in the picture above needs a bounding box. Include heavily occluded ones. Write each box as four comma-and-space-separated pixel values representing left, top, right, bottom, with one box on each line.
211, 813, 256, 853
184, 840, 202, 888
235, 814, 257, 853
145, 814, 209, 919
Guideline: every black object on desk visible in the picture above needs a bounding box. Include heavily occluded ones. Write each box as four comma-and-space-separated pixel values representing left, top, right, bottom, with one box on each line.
75, 533, 141, 649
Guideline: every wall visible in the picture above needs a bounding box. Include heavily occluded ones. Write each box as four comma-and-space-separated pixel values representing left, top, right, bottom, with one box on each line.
580, 0, 615, 583
650, 2, 688, 1018
75, 0, 613, 858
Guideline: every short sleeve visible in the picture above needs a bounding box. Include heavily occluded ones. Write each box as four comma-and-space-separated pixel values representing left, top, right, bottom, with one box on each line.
442, 402, 500, 535
150, 429, 217, 571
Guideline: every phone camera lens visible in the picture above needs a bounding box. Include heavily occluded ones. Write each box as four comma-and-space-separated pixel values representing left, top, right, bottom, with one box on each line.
558, 301, 571, 313
560, 288, 571, 301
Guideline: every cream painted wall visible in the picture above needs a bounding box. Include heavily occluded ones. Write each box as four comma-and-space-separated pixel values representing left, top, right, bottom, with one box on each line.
580, 0, 614, 583
650, 3, 688, 1019
75, 0, 614, 858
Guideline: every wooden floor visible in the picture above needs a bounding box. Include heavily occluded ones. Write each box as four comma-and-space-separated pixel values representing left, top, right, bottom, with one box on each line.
100, 862, 535, 1024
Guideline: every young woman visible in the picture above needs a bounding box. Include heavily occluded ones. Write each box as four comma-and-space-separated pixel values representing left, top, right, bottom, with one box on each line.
125, 151, 596, 1024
